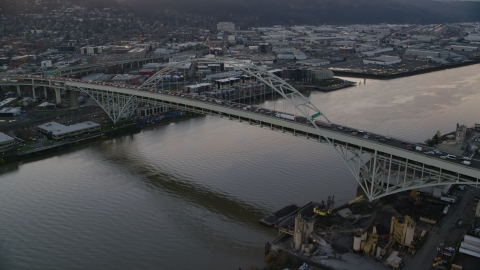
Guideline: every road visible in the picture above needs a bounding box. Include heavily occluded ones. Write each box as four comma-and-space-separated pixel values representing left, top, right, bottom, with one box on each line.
404, 187, 476, 269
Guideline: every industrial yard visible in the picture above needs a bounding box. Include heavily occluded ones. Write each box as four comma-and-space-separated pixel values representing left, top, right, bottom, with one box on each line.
262, 185, 480, 270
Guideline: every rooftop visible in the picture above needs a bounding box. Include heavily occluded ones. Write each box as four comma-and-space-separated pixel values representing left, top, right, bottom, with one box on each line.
0, 132, 14, 143
37, 121, 100, 136
365, 55, 400, 62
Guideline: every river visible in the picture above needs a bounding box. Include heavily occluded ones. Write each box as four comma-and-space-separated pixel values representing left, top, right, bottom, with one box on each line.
0, 65, 479, 269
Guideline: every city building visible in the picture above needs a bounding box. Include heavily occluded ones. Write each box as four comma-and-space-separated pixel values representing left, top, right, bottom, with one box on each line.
363, 55, 401, 65
128, 48, 146, 59
186, 83, 213, 94
37, 121, 101, 140
41, 60, 52, 68
80, 46, 103, 55
0, 132, 16, 152
310, 69, 334, 82
217, 22, 235, 32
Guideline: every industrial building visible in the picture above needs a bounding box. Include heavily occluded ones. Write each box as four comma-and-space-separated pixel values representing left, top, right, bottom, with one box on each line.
0, 132, 16, 152
297, 59, 330, 67
445, 45, 478, 52
363, 55, 401, 66
136, 105, 168, 117
217, 22, 235, 32
37, 121, 101, 140
405, 49, 441, 58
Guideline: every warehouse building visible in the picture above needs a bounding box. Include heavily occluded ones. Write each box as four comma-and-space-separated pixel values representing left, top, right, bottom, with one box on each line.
363, 55, 401, 66
37, 121, 101, 140
0, 132, 16, 152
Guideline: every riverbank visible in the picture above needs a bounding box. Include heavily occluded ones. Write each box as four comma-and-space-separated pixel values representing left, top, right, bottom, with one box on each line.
0, 111, 199, 166
331, 59, 480, 80
294, 78, 357, 92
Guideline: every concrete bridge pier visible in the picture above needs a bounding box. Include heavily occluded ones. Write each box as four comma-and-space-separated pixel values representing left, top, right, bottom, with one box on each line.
54, 88, 61, 105
69, 90, 79, 109
32, 86, 36, 100
44, 86, 47, 99
16, 85, 21, 97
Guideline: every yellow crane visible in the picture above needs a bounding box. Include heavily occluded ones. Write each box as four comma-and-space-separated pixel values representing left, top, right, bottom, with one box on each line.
314, 195, 363, 217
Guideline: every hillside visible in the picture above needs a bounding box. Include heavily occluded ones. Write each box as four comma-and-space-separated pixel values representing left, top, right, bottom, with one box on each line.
123, 0, 480, 27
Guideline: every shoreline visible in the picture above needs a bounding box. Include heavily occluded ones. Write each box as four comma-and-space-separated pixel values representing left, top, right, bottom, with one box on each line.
0, 112, 198, 166
330, 59, 480, 80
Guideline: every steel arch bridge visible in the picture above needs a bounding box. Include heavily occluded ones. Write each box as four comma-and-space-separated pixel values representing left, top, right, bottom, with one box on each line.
1, 57, 479, 200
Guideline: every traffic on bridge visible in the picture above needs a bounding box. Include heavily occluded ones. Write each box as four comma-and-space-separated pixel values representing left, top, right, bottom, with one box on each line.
1, 57, 479, 200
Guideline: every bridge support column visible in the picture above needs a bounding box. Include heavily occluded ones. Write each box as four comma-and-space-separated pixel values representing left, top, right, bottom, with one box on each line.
44, 86, 47, 99
69, 91, 79, 109
16, 85, 21, 97
54, 88, 61, 105
32, 87, 36, 100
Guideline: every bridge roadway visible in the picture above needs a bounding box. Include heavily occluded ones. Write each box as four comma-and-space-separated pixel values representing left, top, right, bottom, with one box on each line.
68, 81, 479, 181
2, 75, 479, 197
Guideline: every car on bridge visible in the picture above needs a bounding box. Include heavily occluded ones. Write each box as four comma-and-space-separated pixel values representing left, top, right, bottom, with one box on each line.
446, 154, 457, 160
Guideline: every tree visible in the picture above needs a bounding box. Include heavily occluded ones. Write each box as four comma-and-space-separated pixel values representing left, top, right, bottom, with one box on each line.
432, 130, 442, 144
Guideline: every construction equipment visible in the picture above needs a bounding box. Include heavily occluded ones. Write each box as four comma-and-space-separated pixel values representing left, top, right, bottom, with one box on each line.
314, 195, 364, 217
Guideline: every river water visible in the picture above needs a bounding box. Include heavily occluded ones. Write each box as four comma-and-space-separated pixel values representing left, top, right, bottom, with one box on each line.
0, 65, 479, 270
